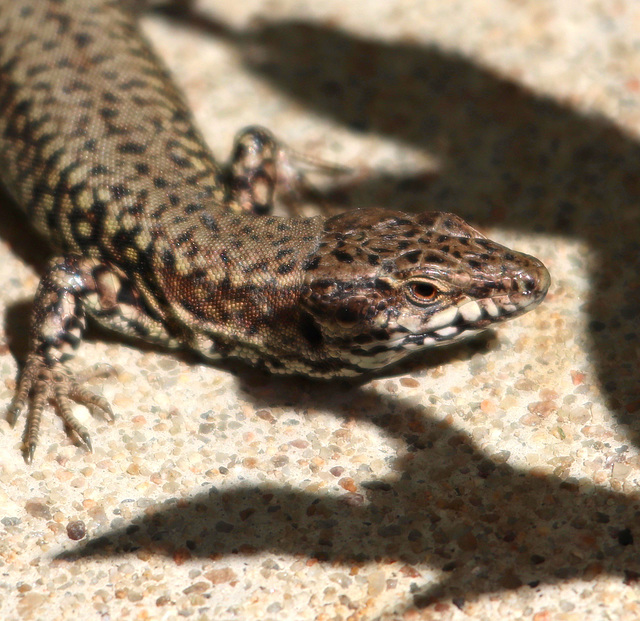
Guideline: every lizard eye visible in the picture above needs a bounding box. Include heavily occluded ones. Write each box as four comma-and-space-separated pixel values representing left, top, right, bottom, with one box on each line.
407, 281, 439, 304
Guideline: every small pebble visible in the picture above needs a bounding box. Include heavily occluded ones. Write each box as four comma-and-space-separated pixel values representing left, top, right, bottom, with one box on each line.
66, 520, 86, 541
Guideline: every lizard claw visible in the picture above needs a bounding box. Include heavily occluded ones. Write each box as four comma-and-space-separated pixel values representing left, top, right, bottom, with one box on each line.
80, 432, 92, 453
25, 442, 36, 466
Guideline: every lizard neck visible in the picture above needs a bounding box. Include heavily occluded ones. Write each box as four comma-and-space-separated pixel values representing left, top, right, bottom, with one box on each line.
153, 213, 327, 363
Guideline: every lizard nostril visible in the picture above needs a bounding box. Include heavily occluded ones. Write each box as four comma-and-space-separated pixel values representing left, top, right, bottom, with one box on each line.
515, 266, 547, 294
521, 273, 537, 292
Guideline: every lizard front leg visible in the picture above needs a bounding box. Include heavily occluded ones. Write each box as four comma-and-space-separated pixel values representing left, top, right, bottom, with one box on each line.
9, 255, 172, 463
226, 126, 281, 215
225, 125, 335, 216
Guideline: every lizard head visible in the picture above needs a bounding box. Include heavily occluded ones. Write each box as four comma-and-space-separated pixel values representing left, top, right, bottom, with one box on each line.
299, 208, 550, 375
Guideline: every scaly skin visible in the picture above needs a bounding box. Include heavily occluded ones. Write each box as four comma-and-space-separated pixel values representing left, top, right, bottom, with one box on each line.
0, 0, 550, 461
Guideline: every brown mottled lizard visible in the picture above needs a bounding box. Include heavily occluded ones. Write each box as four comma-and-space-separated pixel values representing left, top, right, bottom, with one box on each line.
0, 0, 550, 462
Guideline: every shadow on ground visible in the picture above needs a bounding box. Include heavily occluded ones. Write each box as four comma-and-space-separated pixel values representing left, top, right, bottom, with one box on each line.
58, 377, 640, 611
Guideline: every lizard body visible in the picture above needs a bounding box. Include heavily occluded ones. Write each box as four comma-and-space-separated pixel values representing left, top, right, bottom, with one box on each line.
0, 0, 550, 461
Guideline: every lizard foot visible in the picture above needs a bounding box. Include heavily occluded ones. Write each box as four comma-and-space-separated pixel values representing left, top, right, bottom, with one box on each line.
8, 355, 115, 463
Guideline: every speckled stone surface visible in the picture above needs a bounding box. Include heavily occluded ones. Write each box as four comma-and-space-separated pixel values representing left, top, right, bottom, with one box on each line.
2, 0, 640, 619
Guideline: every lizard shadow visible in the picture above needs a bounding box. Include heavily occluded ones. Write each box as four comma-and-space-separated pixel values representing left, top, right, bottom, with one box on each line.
58, 378, 640, 609
166, 11, 640, 446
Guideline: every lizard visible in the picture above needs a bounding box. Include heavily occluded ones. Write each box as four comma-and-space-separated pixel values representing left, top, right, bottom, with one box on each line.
0, 0, 550, 462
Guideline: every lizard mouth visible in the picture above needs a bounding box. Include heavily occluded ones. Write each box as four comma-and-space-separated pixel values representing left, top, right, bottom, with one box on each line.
399, 298, 522, 349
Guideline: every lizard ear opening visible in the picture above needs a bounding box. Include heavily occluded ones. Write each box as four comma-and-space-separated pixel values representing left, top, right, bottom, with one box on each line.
336, 305, 359, 327
299, 311, 324, 347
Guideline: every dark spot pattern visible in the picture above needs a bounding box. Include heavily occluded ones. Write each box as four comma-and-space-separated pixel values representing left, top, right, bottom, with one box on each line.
331, 249, 353, 263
